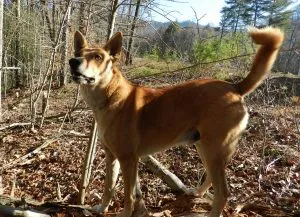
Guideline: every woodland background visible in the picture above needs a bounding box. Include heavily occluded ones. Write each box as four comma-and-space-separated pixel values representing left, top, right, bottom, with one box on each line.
0, 0, 299, 216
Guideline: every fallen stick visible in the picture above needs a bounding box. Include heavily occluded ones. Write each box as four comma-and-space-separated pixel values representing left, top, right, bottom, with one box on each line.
1, 138, 59, 171
0, 122, 31, 131
142, 155, 189, 194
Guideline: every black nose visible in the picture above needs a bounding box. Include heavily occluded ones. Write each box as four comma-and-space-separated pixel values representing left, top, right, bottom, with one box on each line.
69, 58, 83, 68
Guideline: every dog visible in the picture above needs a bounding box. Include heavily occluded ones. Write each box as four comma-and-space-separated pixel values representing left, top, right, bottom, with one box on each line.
69, 27, 284, 217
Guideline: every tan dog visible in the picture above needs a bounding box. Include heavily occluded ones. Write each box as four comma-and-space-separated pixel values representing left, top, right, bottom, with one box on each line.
69, 27, 284, 217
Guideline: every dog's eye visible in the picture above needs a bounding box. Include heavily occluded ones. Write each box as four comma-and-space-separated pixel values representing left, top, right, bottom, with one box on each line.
95, 54, 102, 61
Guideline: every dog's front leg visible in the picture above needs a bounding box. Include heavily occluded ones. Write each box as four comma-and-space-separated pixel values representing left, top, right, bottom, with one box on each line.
117, 156, 138, 217
93, 147, 120, 213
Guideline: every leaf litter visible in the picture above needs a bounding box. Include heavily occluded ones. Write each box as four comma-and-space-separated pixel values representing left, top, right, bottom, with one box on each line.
0, 83, 299, 217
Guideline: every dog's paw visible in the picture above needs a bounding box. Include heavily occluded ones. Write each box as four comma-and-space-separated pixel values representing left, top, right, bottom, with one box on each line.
92, 204, 108, 213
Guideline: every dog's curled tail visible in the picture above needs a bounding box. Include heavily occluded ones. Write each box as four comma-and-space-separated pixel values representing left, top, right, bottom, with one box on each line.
237, 27, 284, 96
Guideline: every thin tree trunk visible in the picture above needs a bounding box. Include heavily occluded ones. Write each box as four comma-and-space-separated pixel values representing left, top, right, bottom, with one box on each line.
298, 57, 300, 76
51, 0, 56, 42
60, 2, 72, 86
284, 26, 296, 72
191, 7, 204, 40
84, 0, 93, 35
253, 0, 258, 27
0, 0, 3, 118
77, 1, 102, 203
107, 0, 119, 40
125, 0, 141, 65
79, 120, 98, 205
14, 0, 21, 88
78, 1, 86, 35
41, 0, 55, 43
126, 0, 133, 49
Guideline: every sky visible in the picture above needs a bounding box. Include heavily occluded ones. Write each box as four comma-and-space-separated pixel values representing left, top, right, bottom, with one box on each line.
153, 0, 300, 26
152, 0, 224, 26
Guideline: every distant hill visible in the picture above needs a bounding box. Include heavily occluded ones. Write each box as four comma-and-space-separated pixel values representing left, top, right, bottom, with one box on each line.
150, 20, 198, 29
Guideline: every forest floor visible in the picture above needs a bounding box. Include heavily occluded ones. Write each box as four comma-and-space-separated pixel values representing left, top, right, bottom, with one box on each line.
0, 65, 300, 217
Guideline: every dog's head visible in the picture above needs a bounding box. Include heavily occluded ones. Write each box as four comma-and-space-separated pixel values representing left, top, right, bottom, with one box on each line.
69, 31, 123, 86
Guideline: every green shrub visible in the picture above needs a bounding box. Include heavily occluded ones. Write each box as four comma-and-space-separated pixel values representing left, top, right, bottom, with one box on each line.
145, 45, 160, 61
192, 32, 253, 63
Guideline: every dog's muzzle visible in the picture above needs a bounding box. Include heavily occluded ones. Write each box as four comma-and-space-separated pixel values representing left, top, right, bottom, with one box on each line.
69, 58, 95, 84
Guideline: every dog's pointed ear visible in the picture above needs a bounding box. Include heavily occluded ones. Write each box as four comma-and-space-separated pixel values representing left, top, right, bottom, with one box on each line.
104, 32, 123, 58
74, 31, 88, 55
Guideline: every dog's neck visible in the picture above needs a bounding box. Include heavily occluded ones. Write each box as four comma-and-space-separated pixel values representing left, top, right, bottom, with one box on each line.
80, 66, 133, 111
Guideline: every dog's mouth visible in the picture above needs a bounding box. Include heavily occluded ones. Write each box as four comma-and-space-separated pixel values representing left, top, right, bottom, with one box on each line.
71, 70, 95, 84
69, 58, 95, 84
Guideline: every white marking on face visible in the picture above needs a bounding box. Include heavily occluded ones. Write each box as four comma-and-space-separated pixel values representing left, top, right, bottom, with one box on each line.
78, 60, 97, 78
98, 61, 113, 87
77, 58, 113, 87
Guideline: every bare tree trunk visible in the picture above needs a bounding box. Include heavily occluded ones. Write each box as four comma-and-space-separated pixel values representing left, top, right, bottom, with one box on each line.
78, 1, 87, 35
125, 0, 141, 65
0, 0, 3, 118
14, 0, 21, 88
125, 0, 132, 49
60, 2, 72, 87
84, 1, 93, 35
298, 57, 300, 76
79, 120, 98, 204
107, 0, 119, 40
41, 0, 55, 43
51, 0, 56, 42
78, 1, 93, 36
284, 26, 296, 72
191, 7, 205, 40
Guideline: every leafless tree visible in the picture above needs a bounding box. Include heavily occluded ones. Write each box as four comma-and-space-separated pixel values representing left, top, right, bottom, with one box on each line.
0, 0, 3, 117
60, 1, 72, 86
13, 0, 20, 88
125, 0, 141, 65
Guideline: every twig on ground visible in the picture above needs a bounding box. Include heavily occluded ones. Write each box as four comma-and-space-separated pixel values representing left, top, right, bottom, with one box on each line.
0, 137, 59, 171
141, 155, 189, 194
56, 182, 62, 201
65, 130, 89, 138
0, 122, 31, 131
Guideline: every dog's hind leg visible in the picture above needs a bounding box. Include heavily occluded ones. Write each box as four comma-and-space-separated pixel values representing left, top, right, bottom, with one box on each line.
194, 142, 212, 197
117, 156, 139, 217
93, 147, 120, 213
199, 133, 240, 217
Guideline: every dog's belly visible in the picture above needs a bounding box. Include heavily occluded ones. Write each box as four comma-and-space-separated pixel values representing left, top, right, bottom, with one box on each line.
137, 128, 200, 156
